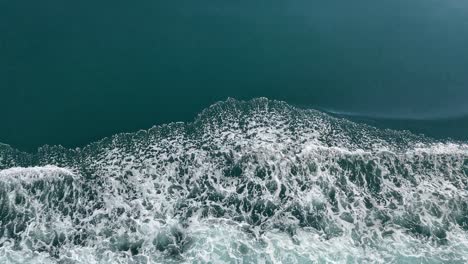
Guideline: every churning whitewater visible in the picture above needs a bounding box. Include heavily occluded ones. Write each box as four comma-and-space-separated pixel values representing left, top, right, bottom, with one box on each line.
0, 98, 467, 263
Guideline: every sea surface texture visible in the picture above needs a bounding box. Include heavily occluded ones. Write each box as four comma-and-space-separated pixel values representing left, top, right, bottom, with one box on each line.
0, 98, 467, 263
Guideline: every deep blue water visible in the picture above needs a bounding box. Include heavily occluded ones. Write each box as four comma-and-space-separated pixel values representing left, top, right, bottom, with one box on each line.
1, 0, 468, 151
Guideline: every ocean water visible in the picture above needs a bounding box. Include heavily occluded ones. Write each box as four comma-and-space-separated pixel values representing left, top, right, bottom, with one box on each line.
0, 98, 467, 263
2, 0, 468, 151
2, 1, 468, 263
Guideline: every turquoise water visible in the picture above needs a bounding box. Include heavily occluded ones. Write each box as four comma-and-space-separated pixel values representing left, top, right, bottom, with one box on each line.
1, 0, 468, 151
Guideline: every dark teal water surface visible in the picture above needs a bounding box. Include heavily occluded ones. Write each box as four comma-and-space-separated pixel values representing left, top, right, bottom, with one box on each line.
1, 0, 468, 151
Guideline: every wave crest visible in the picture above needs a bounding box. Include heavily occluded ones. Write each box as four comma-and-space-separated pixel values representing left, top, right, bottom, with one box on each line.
0, 98, 467, 263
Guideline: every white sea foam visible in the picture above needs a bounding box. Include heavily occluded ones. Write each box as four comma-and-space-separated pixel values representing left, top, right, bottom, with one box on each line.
0, 166, 75, 182
0, 98, 466, 263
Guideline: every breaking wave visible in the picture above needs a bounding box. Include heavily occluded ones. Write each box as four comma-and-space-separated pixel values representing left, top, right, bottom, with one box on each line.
0, 98, 467, 263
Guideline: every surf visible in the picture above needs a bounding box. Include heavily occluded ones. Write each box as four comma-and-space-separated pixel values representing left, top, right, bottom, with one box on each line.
0, 98, 467, 263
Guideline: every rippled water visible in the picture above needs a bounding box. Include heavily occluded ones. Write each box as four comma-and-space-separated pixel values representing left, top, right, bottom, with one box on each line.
0, 98, 467, 263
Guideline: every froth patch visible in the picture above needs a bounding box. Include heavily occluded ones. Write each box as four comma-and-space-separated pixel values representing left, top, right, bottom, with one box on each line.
412, 142, 468, 155
0, 165, 75, 183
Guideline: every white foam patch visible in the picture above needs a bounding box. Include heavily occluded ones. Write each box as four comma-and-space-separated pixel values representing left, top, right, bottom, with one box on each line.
0, 166, 76, 183
412, 142, 468, 155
